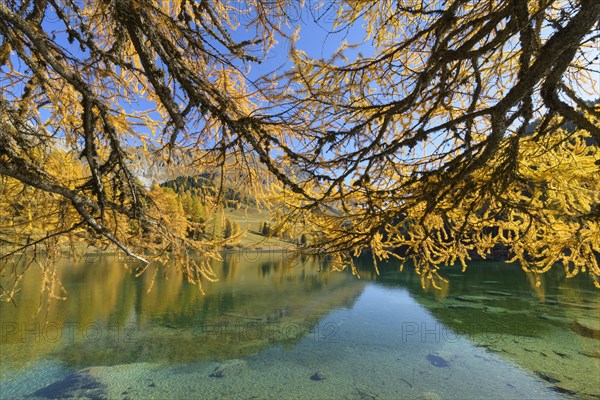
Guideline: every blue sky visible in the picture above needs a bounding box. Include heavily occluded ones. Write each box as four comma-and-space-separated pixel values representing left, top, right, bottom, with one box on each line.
7, 1, 596, 160
16, 1, 372, 150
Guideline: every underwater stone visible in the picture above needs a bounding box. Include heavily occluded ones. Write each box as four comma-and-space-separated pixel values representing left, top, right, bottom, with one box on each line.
535, 371, 560, 384
209, 359, 247, 378
552, 350, 571, 359
570, 318, 600, 339
578, 350, 600, 359
426, 353, 450, 368
310, 371, 327, 381
550, 386, 577, 396
30, 368, 107, 400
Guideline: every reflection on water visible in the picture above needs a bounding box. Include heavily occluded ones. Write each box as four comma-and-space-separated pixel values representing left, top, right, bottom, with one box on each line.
0, 252, 364, 368
0, 254, 598, 399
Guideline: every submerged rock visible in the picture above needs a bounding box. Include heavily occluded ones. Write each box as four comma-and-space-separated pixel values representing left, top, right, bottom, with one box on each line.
30, 368, 107, 400
570, 318, 600, 339
552, 350, 571, 359
535, 371, 560, 384
426, 353, 450, 368
209, 359, 247, 378
310, 371, 327, 381
550, 386, 577, 396
578, 350, 600, 359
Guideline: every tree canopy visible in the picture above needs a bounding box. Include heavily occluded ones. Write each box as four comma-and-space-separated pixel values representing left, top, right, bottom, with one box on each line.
1, 0, 599, 298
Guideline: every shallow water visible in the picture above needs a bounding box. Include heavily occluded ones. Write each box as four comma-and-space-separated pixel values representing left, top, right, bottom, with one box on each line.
0, 252, 598, 399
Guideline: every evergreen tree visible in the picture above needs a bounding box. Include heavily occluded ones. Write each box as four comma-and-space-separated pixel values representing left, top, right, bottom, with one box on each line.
223, 218, 233, 239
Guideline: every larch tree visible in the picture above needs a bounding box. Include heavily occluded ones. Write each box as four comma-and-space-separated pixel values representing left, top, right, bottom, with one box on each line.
267, 0, 600, 287
0, 0, 599, 300
0, 0, 291, 299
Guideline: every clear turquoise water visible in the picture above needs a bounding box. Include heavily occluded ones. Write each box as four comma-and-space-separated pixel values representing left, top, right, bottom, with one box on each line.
0, 252, 598, 399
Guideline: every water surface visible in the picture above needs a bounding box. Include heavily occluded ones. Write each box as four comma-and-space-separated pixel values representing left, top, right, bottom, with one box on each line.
1, 252, 598, 399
